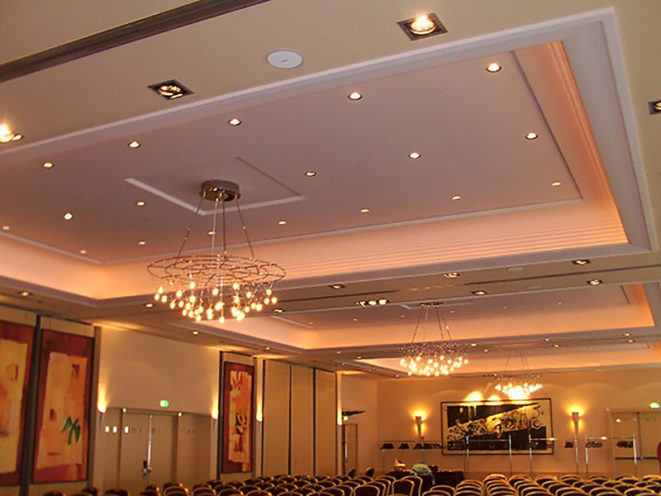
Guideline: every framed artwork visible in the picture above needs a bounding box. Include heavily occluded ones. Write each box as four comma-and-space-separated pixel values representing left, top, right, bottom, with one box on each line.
441, 399, 553, 455
0, 320, 34, 486
221, 362, 254, 473
33, 330, 93, 483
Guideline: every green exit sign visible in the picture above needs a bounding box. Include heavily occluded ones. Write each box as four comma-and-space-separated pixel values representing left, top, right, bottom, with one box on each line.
159, 399, 170, 408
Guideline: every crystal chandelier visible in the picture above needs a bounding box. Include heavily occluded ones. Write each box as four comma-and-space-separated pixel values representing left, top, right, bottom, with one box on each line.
399, 303, 468, 376
148, 180, 285, 322
494, 352, 543, 399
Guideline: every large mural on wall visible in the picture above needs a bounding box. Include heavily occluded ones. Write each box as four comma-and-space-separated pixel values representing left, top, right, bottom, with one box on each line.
222, 362, 253, 473
0, 321, 34, 486
33, 330, 93, 483
441, 399, 553, 454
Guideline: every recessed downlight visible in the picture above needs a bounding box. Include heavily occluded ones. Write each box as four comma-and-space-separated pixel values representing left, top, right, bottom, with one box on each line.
137, 240, 147, 246
486, 62, 502, 73
551, 181, 562, 187
624, 332, 632, 337
360, 208, 370, 214
408, 151, 421, 160
0, 123, 23, 143
19, 291, 30, 297
358, 299, 389, 307
192, 330, 200, 336
79, 249, 87, 255
63, 212, 73, 221
136, 201, 146, 207
128, 140, 141, 148
648, 100, 661, 114
553, 344, 560, 348
443, 272, 460, 279
145, 302, 154, 308
207, 230, 216, 236
348, 91, 363, 101
228, 117, 242, 126
626, 339, 635, 344
273, 308, 284, 313
148, 79, 193, 100
305, 170, 317, 177
398, 13, 447, 40
451, 195, 462, 201
573, 259, 590, 265
277, 220, 287, 225
42, 161, 54, 169
472, 290, 487, 295
329, 283, 345, 290
2, 225, 9, 231
525, 132, 538, 140
587, 279, 603, 286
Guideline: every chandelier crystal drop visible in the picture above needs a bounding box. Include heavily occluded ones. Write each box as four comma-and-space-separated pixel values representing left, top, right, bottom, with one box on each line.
399, 303, 468, 377
147, 180, 285, 322
494, 352, 543, 399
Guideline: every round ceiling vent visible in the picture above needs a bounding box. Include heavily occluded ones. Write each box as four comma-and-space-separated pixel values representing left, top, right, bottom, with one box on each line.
267, 49, 304, 69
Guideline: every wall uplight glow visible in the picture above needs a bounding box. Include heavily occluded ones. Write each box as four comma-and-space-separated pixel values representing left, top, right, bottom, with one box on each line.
464, 391, 484, 402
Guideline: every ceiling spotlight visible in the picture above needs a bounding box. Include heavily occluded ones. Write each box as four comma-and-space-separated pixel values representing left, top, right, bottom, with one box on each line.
137, 240, 147, 246
348, 91, 363, 101
2, 225, 9, 231
525, 132, 538, 140
356, 356, 363, 360
443, 272, 460, 279
543, 337, 550, 342
228, 117, 242, 126
207, 230, 216, 236
648, 100, 661, 114
486, 62, 502, 73
145, 302, 154, 308
305, 170, 317, 177
551, 181, 562, 187
0, 123, 23, 143
553, 344, 560, 348
483, 348, 489, 353
470, 343, 477, 347
573, 259, 590, 265
626, 339, 635, 344
360, 208, 370, 213
277, 220, 287, 225
63, 212, 73, 221
398, 13, 447, 40
128, 140, 141, 148
80, 249, 87, 254
624, 332, 631, 337
19, 291, 30, 297
587, 279, 603, 286
42, 161, 54, 169
136, 201, 146, 207
358, 299, 389, 307
148, 79, 193, 100
472, 290, 487, 296
408, 151, 421, 160
273, 308, 284, 313
329, 283, 345, 290
192, 330, 200, 336
451, 195, 462, 201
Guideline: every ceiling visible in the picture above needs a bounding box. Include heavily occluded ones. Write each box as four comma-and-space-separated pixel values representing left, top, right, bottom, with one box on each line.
2, 0, 661, 379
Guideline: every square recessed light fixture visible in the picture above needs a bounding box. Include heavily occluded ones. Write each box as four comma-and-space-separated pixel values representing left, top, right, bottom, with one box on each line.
648, 100, 661, 114
148, 79, 193, 100
398, 13, 447, 41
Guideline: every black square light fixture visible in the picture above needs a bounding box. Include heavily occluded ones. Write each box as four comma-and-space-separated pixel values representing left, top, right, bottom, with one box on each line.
148, 79, 193, 100
398, 13, 447, 41
649, 100, 661, 114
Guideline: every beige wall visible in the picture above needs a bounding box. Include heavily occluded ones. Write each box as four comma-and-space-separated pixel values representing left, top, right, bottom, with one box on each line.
263, 360, 291, 476
315, 369, 337, 475
376, 367, 661, 477
341, 375, 379, 474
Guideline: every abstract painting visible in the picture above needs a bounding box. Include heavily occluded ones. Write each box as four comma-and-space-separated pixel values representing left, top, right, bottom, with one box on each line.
441, 399, 553, 454
221, 362, 253, 473
33, 330, 93, 483
0, 321, 33, 486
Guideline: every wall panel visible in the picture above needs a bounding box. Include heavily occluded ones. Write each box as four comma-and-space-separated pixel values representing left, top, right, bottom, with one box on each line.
262, 361, 290, 475
314, 370, 336, 475
290, 366, 314, 475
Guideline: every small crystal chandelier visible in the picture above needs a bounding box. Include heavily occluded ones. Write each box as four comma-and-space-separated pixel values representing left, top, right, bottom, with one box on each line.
148, 180, 285, 322
494, 352, 543, 399
400, 303, 468, 376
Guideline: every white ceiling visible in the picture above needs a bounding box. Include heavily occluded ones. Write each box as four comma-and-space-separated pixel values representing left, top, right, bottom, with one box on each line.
1, 0, 661, 377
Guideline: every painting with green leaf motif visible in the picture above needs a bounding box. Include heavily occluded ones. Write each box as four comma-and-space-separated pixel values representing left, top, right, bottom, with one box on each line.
33, 330, 93, 483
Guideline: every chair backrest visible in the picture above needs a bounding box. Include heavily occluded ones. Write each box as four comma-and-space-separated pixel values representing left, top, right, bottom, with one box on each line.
140, 491, 160, 496
355, 485, 380, 496
365, 468, 376, 478
348, 469, 357, 478
245, 491, 273, 496
193, 488, 216, 496
218, 489, 243, 496
394, 479, 416, 496
323, 488, 345, 496
297, 487, 315, 495
165, 488, 190, 496
403, 476, 424, 496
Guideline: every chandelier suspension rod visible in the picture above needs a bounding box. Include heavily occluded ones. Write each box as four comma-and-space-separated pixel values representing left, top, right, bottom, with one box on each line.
222, 198, 227, 255
235, 199, 256, 260
409, 304, 425, 344
175, 194, 206, 258
210, 199, 218, 254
